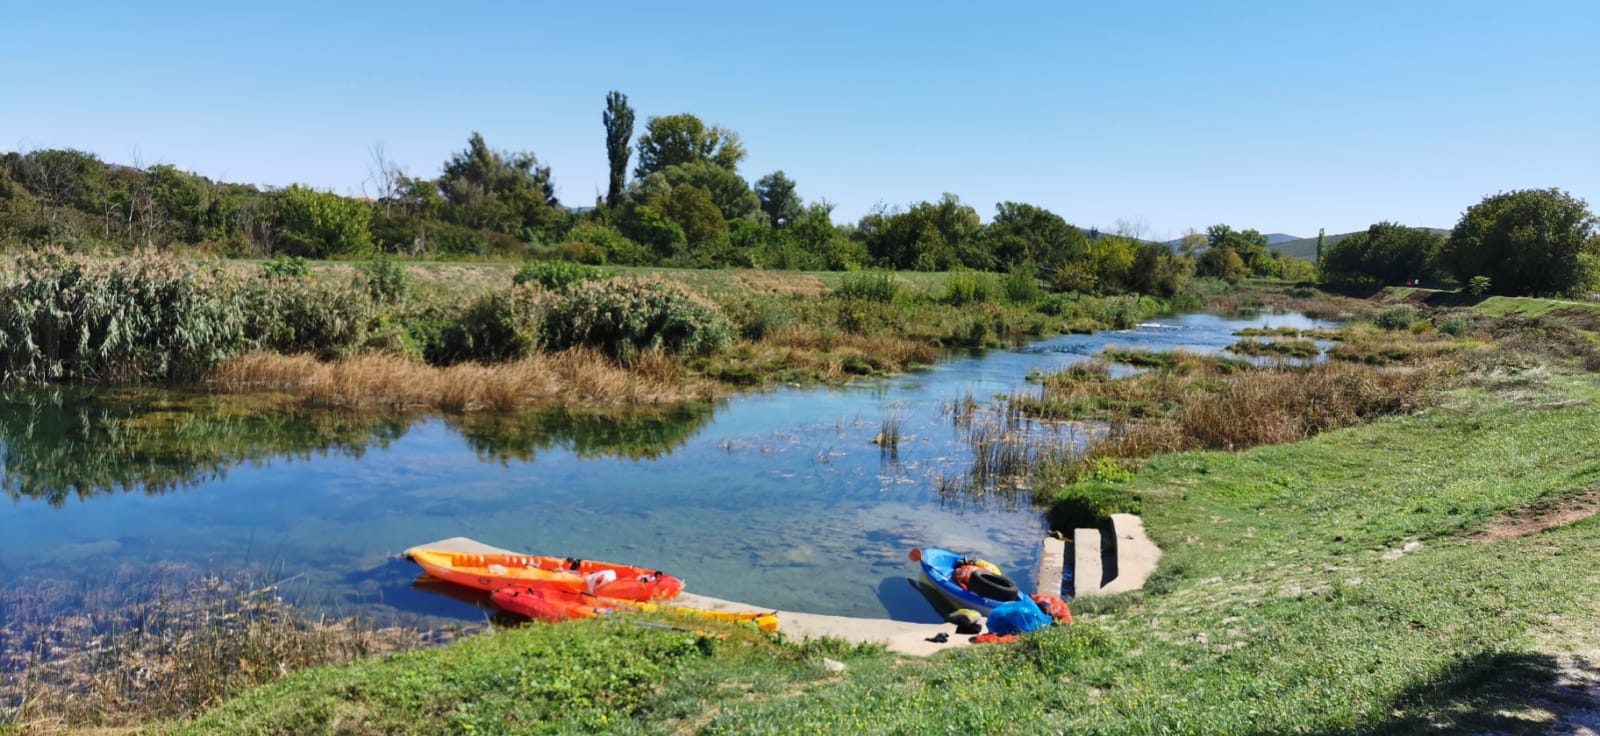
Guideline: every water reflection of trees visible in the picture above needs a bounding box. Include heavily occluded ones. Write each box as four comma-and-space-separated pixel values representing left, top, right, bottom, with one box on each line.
447, 403, 716, 463
0, 391, 718, 507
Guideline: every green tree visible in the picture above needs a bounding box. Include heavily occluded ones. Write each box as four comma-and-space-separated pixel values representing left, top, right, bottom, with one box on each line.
654, 185, 726, 253
633, 114, 746, 177
438, 132, 561, 236
755, 171, 802, 229
272, 184, 374, 257
603, 91, 634, 207
859, 194, 983, 271
1206, 224, 1271, 273
1319, 222, 1443, 285
1196, 246, 1247, 284
1176, 228, 1209, 258
635, 161, 759, 222
1440, 188, 1600, 296
983, 202, 1091, 273
621, 204, 686, 258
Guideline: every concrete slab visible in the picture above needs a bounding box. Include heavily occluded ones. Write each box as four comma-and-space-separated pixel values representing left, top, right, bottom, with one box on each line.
1036, 536, 1066, 598
1100, 513, 1162, 595
1072, 527, 1104, 597
409, 537, 974, 657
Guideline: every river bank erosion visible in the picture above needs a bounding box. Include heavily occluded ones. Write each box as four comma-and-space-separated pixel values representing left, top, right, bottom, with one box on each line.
3, 258, 1600, 734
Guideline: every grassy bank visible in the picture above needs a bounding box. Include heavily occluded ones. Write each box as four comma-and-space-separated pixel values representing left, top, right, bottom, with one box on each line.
0, 252, 1224, 408
129, 307, 1600, 735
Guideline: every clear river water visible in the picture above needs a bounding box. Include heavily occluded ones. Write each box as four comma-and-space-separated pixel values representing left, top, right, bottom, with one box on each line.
0, 311, 1334, 625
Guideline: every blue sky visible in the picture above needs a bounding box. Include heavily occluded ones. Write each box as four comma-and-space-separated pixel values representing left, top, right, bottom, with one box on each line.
4, 1, 1595, 240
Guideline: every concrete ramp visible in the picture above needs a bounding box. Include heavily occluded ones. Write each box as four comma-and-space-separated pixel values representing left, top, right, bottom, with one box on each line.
409, 537, 974, 657
1071, 513, 1162, 597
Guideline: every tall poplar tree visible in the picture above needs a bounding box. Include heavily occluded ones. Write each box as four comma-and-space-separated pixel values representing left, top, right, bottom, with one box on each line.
603, 91, 635, 207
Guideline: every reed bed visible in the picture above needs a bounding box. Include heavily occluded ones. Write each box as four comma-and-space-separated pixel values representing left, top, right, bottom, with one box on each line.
1015, 353, 1439, 495
1228, 337, 1323, 359
213, 348, 717, 412
1234, 326, 1342, 340
0, 574, 435, 732
702, 325, 940, 385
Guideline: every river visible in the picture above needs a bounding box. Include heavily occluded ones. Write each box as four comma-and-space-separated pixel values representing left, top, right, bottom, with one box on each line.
0, 311, 1333, 624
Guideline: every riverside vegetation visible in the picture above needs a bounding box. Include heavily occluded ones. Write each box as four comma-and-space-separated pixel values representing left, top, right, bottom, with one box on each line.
5, 280, 1600, 733
84, 290, 1589, 736
0, 250, 1220, 407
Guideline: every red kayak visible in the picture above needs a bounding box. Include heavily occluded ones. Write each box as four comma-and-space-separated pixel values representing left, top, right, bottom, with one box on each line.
405, 548, 684, 601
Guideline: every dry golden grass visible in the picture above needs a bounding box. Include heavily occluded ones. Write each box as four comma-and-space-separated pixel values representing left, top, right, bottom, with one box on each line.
1023, 357, 1440, 484
212, 349, 718, 412
731, 270, 831, 297
755, 325, 938, 376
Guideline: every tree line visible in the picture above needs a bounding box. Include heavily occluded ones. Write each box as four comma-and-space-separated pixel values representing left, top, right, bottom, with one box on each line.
1, 90, 1593, 298
1319, 189, 1600, 297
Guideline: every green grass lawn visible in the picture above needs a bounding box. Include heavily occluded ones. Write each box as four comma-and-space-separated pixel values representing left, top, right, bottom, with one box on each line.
158, 363, 1600, 735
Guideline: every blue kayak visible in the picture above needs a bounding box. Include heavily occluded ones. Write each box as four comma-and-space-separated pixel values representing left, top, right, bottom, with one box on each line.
910, 547, 1020, 615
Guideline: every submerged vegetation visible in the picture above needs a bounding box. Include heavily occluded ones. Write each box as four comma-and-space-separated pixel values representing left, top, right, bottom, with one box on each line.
0, 572, 438, 731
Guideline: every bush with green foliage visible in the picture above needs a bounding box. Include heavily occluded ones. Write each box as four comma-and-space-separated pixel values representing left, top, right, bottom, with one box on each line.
0, 251, 245, 383
562, 221, 646, 265
723, 295, 797, 340
1374, 306, 1421, 331
1002, 265, 1043, 304
513, 260, 606, 291
260, 255, 310, 280
943, 269, 995, 305
272, 184, 374, 258
834, 271, 900, 303
429, 288, 546, 364
1319, 222, 1443, 285
1437, 315, 1472, 336
358, 256, 412, 304
1043, 480, 1142, 531
240, 278, 372, 360
542, 278, 733, 360
1440, 188, 1600, 296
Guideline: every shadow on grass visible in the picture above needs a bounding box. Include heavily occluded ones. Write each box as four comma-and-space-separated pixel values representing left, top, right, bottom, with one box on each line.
1283, 650, 1595, 736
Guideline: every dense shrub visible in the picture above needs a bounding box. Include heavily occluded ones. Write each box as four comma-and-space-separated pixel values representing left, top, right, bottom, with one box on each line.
1043, 480, 1142, 531
1093, 296, 1144, 330
1374, 306, 1421, 331
429, 288, 546, 364
358, 256, 412, 304
260, 255, 310, 280
1002, 267, 1043, 304
240, 278, 372, 360
0, 251, 245, 383
1437, 315, 1472, 336
542, 278, 733, 360
834, 271, 899, 303
513, 260, 606, 292
943, 269, 995, 305
722, 295, 797, 340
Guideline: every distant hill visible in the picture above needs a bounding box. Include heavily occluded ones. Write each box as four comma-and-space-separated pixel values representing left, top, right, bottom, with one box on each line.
1269, 228, 1450, 263
1160, 231, 1301, 254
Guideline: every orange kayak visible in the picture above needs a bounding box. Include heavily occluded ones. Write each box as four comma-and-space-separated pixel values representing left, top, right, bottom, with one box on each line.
491, 586, 780, 633
404, 548, 684, 601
